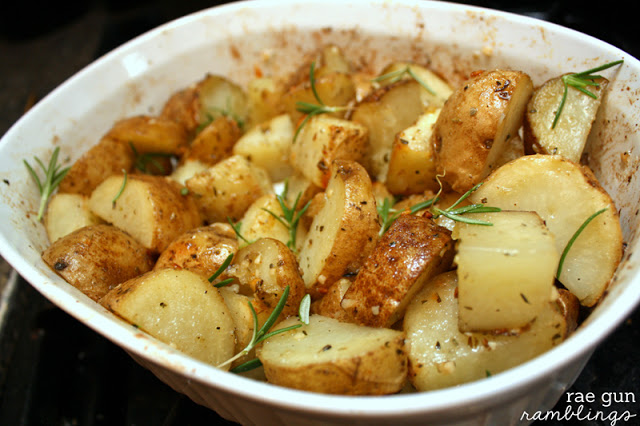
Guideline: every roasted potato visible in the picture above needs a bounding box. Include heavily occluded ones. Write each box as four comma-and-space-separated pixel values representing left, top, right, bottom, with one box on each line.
44, 193, 103, 243
341, 214, 455, 328
105, 115, 189, 155
404, 272, 575, 391
160, 85, 199, 135
375, 61, 453, 108
42, 224, 154, 301
218, 287, 257, 367
298, 160, 380, 298
232, 114, 295, 182
258, 315, 407, 395
169, 158, 209, 185
89, 174, 202, 253
245, 77, 284, 128
386, 108, 441, 195
226, 238, 306, 318
352, 79, 426, 182
432, 69, 533, 193
185, 155, 273, 223
470, 154, 623, 306
523, 75, 608, 162
100, 268, 236, 369
452, 211, 559, 331
290, 114, 369, 188
192, 74, 249, 131
182, 115, 241, 166
236, 194, 290, 248
313, 277, 354, 322
58, 137, 135, 196
154, 222, 238, 279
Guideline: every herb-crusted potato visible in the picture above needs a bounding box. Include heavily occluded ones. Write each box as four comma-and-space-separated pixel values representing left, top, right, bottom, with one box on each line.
192, 74, 249, 130
89, 174, 202, 253
376, 61, 453, 108
403, 272, 575, 391
59, 137, 135, 196
341, 214, 455, 328
154, 222, 238, 278
433, 69, 533, 193
182, 116, 241, 166
258, 315, 407, 395
246, 77, 284, 129
44, 193, 103, 243
298, 160, 380, 298
470, 154, 623, 306
237, 194, 290, 248
105, 115, 189, 155
160, 85, 199, 135
42, 224, 154, 301
185, 155, 273, 223
523, 75, 607, 162
100, 268, 236, 369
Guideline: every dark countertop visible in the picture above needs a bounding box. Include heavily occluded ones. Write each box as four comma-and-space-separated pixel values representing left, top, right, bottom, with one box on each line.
1, 1, 638, 425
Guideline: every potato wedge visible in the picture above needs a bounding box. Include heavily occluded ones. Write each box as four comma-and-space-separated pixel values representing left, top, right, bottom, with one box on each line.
218, 287, 256, 367
89, 174, 202, 253
154, 223, 238, 279
452, 211, 559, 332
386, 108, 441, 195
375, 61, 453, 108
169, 158, 208, 185
298, 160, 380, 298
185, 155, 273, 223
258, 315, 407, 395
470, 154, 623, 306
233, 114, 295, 182
237, 194, 290, 248
313, 277, 354, 322
44, 193, 103, 243
42, 224, 154, 301
226, 238, 306, 318
341, 214, 455, 328
192, 74, 248, 130
246, 77, 284, 128
290, 114, 369, 188
523, 75, 607, 162
352, 79, 426, 182
160, 86, 199, 135
59, 137, 135, 196
183, 115, 241, 166
100, 269, 236, 369
106, 115, 189, 155
433, 69, 533, 193
404, 272, 573, 391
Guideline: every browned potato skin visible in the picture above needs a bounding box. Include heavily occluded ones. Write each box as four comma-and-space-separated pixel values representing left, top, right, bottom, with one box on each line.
226, 238, 306, 318
160, 86, 199, 135
556, 288, 580, 336
42, 224, 154, 301
106, 115, 189, 155
182, 116, 241, 166
59, 137, 135, 196
313, 277, 354, 322
433, 69, 533, 193
154, 223, 238, 279
342, 214, 455, 327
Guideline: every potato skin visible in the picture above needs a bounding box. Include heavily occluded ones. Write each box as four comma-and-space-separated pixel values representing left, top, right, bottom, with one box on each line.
42, 224, 154, 301
59, 137, 135, 196
106, 115, 189, 155
342, 214, 455, 327
433, 69, 533, 193
154, 222, 238, 279
183, 116, 241, 166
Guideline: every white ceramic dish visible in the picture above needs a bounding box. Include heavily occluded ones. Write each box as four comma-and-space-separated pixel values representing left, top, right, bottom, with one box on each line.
1, 1, 639, 424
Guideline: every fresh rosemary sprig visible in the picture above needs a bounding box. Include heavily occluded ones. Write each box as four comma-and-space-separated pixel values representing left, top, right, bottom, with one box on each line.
293, 61, 348, 142
371, 65, 436, 95
552, 60, 623, 129
129, 142, 174, 174
112, 169, 128, 206
227, 217, 254, 245
23, 147, 71, 221
556, 208, 607, 279
261, 180, 311, 253
208, 253, 235, 288
220, 285, 302, 371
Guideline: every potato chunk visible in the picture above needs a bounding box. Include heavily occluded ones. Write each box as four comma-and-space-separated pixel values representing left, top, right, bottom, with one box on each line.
192, 74, 248, 130
42, 224, 154, 301
89, 174, 202, 253
523, 75, 607, 162
290, 115, 369, 188
105, 115, 188, 155
237, 194, 290, 248
471, 155, 623, 306
298, 160, 380, 298
404, 272, 573, 391
185, 155, 272, 223
100, 269, 236, 369
452, 211, 559, 331
341, 214, 455, 328
45, 193, 103, 243
183, 116, 241, 166
258, 315, 407, 395
433, 69, 533, 193
375, 61, 453, 108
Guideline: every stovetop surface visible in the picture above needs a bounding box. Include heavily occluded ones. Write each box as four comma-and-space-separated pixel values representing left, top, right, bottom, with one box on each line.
1, 1, 638, 425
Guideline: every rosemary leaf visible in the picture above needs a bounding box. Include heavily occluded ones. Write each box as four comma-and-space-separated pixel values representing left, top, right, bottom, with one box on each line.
208, 253, 234, 283
557, 208, 607, 279
23, 147, 71, 221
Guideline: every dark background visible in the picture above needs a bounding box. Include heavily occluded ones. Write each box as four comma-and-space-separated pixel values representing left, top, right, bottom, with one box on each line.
0, 1, 638, 425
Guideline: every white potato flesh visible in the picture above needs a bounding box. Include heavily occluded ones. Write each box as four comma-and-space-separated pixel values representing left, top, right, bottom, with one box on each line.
470, 155, 623, 306
404, 272, 568, 391
452, 211, 559, 331
45, 193, 103, 243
